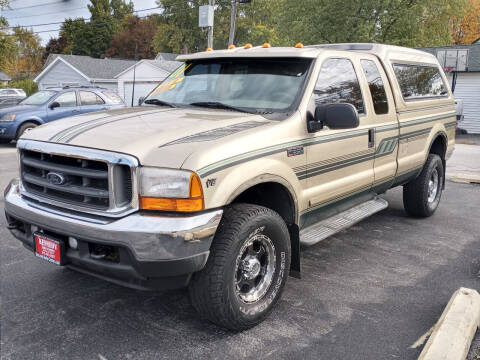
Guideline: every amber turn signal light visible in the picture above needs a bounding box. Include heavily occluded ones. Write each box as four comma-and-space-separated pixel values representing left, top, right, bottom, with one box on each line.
140, 173, 204, 212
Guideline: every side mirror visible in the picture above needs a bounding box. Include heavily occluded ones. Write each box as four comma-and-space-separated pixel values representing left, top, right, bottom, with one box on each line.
308, 103, 359, 132
49, 102, 60, 110
138, 96, 145, 106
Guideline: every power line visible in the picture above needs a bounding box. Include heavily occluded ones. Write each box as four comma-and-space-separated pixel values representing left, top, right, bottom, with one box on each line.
3, 6, 164, 29
5, 6, 88, 20
2, 0, 69, 12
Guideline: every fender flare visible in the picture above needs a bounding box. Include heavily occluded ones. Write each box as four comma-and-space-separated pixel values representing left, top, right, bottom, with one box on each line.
426, 130, 448, 189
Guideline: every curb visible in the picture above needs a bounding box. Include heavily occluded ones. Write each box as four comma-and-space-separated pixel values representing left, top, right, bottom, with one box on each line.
418, 287, 480, 360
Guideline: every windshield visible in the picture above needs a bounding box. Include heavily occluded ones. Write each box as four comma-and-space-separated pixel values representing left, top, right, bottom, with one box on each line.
144, 58, 312, 114
20, 90, 57, 105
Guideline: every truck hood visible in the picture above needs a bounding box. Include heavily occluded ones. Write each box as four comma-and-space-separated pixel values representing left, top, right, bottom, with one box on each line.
22, 106, 270, 168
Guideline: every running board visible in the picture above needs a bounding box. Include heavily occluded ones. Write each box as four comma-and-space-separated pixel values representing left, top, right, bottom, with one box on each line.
300, 197, 389, 246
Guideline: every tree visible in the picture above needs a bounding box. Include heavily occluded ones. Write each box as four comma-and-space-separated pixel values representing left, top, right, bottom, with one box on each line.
11, 27, 44, 77
277, 0, 467, 47
44, 0, 134, 59
451, 0, 480, 44
104, 15, 158, 58
152, 0, 280, 53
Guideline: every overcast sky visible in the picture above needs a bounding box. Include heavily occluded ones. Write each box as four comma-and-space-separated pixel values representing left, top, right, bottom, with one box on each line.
1, 0, 162, 45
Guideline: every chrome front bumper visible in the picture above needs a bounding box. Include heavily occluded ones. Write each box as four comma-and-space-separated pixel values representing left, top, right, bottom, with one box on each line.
4, 179, 223, 289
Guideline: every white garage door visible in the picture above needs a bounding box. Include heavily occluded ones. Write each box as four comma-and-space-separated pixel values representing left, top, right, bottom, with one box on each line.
454, 73, 480, 134
124, 82, 157, 106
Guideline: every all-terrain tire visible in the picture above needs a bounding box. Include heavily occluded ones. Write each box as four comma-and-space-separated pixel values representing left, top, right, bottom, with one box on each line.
403, 154, 444, 217
16, 122, 37, 140
189, 204, 291, 331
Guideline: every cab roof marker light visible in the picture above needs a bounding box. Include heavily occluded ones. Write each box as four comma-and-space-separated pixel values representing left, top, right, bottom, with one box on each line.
295, 43, 304, 48
228, 44, 236, 50
262, 43, 271, 48
206, 47, 213, 52
244, 43, 253, 49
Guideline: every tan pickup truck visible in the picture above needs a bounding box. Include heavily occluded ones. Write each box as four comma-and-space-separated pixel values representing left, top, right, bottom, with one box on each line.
4, 43, 455, 330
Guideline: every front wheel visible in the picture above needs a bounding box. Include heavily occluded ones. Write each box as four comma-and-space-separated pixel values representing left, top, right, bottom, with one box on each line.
16, 122, 38, 140
189, 204, 291, 331
403, 154, 444, 217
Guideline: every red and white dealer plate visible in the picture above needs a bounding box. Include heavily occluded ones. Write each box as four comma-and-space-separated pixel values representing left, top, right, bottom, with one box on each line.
34, 233, 63, 265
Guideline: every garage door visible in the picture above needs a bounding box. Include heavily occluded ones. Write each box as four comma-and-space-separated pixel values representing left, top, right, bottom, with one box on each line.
123, 82, 158, 106
454, 73, 480, 134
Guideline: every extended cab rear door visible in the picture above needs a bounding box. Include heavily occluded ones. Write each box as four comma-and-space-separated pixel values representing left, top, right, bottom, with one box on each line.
357, 55, 399, 194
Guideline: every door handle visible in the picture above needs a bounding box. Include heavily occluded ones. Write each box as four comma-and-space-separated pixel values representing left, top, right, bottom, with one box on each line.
368, 128, 375, 148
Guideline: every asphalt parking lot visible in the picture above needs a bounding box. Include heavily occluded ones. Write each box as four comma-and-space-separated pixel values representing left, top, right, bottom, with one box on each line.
1, 141, 480, 360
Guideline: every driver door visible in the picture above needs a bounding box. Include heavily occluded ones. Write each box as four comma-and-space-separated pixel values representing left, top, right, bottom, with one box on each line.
47, 91, 79, 122
301, 55, 375, 227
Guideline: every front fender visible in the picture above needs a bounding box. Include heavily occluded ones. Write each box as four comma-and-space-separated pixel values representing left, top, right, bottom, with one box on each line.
203, 157, 301, 223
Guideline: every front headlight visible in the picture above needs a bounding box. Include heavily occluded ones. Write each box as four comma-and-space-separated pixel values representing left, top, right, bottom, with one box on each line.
0, 113, 16, 122
139, 167, 204, 212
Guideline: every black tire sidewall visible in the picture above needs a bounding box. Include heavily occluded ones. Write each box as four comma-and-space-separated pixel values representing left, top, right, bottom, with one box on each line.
223, 210, 290, 324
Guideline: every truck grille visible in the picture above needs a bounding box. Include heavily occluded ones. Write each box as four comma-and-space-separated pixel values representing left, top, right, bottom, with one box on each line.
18, 144, 137, 216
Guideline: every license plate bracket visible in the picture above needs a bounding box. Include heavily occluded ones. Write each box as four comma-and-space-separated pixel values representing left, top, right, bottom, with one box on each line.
34, 233, 65, 265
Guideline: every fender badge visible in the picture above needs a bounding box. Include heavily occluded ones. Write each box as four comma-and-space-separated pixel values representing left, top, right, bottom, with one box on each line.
287, 146, 304, 157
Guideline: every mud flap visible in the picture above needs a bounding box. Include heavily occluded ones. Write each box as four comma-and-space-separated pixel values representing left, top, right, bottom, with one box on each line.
288, 224, 301, 279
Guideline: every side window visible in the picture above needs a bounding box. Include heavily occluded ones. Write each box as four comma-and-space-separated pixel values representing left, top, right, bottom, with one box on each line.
392, 64, 447, 100
360, 60, 389, 115
102, 91, 123, 104
54, 92, 77, 107
79, 91, 105, 105
314, 58, 365, 114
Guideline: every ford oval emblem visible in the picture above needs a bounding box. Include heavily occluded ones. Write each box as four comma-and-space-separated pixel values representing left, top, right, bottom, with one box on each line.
46, 172, 66, 186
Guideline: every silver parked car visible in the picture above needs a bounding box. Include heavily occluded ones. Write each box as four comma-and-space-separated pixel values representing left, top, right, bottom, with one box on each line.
0, 88, 27, 109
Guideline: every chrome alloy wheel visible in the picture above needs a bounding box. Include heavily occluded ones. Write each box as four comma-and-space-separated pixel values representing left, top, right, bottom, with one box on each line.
427, 168, 439, 203
234, 234, 276, 303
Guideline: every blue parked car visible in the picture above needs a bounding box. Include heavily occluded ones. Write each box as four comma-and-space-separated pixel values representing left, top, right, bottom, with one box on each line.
0, 86, 126, 144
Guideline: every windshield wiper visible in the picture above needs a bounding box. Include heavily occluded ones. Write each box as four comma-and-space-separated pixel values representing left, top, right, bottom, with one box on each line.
143, 99, 177, 108
189, 101, 255, 114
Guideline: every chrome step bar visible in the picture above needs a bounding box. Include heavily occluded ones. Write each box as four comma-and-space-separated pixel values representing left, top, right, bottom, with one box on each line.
300, 197, 389, 246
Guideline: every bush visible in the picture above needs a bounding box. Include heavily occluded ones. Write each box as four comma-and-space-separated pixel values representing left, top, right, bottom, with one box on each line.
8, 79, 38, 96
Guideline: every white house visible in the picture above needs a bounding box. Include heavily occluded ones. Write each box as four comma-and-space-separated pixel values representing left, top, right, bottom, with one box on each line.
35, 54, 181, 106
115, 59, 181, 106
35, 54, 136, 92
420, 42, 480, 134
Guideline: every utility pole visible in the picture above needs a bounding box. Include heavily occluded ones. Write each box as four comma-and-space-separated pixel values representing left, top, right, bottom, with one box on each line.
207, 0, 214, 49
228, 0, 237, 46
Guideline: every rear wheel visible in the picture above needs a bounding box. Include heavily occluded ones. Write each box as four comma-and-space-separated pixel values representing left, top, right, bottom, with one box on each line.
189, 204, 291, 331
403, 154, 444, 217
16, 122, 37, 140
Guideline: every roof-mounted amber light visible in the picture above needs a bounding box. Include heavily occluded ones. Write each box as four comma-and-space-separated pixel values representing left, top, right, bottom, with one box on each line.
262, 43, 271, 48
228, 44, 236, 50
206, 47, 213, 52
295, 43, 304, 48
244, 43, 253, 49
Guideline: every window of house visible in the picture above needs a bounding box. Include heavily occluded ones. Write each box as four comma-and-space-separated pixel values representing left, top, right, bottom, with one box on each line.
54, 91, 77, 107
360, 60, 389, 115
79, 91, 105, 105
392, 64, 448, 100
313, 58, 365, 114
